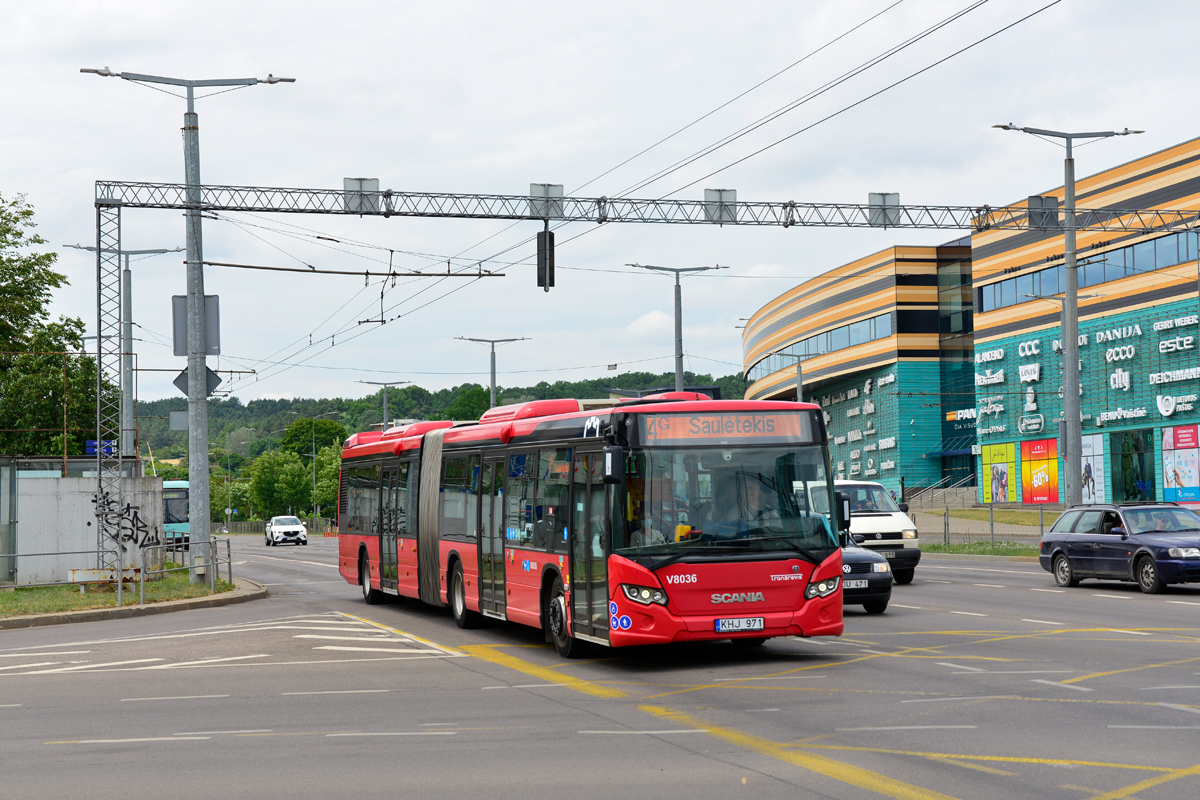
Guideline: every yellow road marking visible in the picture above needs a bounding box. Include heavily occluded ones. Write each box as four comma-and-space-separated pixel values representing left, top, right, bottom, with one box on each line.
926, 757, 1015, 776
337, 612, 461, 656
798, 744, 1173, 773
1085, 762, 1200, 799
460, 645, 625, 698
1060, 656, 1200, 685
641, 705, 960, 800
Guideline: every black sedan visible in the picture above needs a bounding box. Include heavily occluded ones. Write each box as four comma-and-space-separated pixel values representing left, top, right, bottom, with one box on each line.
841, 535, 893, 613
1040, 503, 1200, 593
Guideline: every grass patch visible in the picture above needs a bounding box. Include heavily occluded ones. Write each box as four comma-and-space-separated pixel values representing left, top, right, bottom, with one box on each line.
0, 562, 233, 618
914, 508, 1047, 527
922, 541, 1041, 557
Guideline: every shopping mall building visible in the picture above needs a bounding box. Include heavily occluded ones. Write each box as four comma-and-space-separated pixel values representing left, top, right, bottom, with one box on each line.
742, 136, 1200, 505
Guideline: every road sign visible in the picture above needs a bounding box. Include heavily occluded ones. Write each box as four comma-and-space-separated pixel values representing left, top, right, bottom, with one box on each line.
173, 367, 223, 397
85, 440, 117, 456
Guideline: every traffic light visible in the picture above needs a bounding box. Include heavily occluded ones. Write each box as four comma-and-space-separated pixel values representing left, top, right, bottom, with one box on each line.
537, 230, 554, 291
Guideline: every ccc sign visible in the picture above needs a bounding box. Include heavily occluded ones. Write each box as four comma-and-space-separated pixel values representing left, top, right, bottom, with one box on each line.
1018, 341, 1041, 357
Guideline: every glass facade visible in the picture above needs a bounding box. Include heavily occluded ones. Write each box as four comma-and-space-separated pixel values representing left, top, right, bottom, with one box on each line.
746, 312, 893, 384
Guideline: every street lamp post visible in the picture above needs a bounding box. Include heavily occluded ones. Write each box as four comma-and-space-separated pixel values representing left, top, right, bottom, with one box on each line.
64, 245, 183, 459
455, 338, 529, 407
357, 380, 412, 430
994, 124, 1142, 506
627, 263, 728, 392
306, 411, 339, 524
83, 66, 293, 582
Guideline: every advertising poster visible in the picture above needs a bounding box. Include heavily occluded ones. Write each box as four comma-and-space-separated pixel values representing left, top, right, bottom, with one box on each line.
1021, 438, 1059, 504
982, 443, 1016, 503
1163, 425, 1200, 502
1080, 434, 1106, 504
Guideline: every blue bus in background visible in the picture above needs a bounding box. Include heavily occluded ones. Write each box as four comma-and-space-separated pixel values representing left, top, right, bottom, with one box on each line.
163, 480, 189, 543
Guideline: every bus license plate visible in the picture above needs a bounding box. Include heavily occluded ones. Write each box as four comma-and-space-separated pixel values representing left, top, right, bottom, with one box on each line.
844, 579, 869, 589
715, 617, 764, 633
880, 551, 896, 559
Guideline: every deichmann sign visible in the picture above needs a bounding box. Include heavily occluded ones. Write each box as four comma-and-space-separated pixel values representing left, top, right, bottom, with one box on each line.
1151, 367, 1200, 384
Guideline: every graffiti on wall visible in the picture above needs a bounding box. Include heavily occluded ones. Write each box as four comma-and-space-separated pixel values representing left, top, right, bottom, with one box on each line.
92, 491, 162, 550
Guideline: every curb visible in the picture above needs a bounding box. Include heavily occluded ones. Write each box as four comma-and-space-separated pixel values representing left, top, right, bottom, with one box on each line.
919, 552, 1041, 564
0, 578, 269, 630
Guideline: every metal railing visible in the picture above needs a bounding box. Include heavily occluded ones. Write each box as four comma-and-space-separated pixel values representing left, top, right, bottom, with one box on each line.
906, 476, 952, 505
915, 505, 1051, 548
1, 538, 233, 608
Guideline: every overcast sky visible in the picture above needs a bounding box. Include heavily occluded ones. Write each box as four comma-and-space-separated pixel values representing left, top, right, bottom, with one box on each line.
3, 0, 1194, 403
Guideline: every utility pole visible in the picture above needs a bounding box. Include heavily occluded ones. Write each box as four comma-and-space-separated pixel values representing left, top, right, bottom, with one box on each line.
357, 380, 412, 430
303, 411, 338, 523
83, 67, 293, 582
994, 124, 1142, 506
227, 440, 247, 530
455, 338, 529, 407
628, 263, 728, 392
64, 245, 182, 460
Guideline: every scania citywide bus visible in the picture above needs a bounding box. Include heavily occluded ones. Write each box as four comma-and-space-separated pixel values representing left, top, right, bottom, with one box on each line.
337, 393, 847, 657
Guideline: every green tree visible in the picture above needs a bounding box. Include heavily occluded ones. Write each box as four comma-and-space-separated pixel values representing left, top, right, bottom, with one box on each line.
0, 192, 100, 455
312, 444, 341, 517
279, 417, 348, 458
249, 449, 310, 518
444, 385, 490, 421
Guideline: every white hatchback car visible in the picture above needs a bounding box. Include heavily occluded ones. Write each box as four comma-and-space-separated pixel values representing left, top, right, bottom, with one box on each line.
265, 516, 308, 546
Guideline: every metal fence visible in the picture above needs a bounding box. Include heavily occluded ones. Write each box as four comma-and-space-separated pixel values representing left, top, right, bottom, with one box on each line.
2, 537, 233, 608
911, 505, 1055, 547
220, 518, 334, 535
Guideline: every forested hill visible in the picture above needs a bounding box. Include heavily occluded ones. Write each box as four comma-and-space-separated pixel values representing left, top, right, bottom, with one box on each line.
138, 370, 745, 459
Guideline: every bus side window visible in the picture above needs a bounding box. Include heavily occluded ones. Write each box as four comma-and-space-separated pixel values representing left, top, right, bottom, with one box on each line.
506, 452, 537, 547
536, 448, 571, 552
440, 455, 477, 540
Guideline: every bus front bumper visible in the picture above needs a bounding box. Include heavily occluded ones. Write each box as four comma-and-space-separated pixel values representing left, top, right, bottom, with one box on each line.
600, 593, 843, 646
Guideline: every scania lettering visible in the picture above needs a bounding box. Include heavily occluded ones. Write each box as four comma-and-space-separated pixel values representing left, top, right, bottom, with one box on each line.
337, 394, 845, 658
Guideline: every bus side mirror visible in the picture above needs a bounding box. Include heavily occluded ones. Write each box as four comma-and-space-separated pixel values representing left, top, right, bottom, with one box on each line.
603, 445, 624, 485
836, 491, 852, 532
898, 502, 909, 514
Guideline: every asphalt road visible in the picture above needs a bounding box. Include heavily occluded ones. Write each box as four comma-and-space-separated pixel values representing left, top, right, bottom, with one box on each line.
3, 537, 1200, 799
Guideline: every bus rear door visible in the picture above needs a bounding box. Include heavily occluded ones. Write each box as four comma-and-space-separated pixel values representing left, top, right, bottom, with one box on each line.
477, 456, 506, 618
570, 452, 609, 643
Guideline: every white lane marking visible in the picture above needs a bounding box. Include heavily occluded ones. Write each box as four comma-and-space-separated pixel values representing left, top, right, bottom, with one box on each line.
1022, 619, 1064, 626
860, 649, 888, 655
926, 580, 953, 584
292, 635, 410, 642
312, 646, 445, 654
252, 554, 338, 569
950, 611, 987, 617
67, 737, 211, 743
837, 725, 976, 731
1158, 702, 1200, 715
0, 704, 23, 707
578, 730, 709, 735
921, 566, 1041, 575
1167, 600, 1200, 606
973, 584, 1006, 588
175, 730, 271, 735
16, 658, 163, 674
1093, 594, 1131, 600
482, 683, 573, 690
1030, 588, 1064, 593
1031, 679, 1093, 692
1109, 725, 1200, 730
892, 604, 922, 609
144, 655, 271, 670
326, 732, 456, 737
1141, 686, 1200, 690
746, 708, 780, 712
0, 661, 81, 672
282, 690, 389, 695
0, 651, 90, 658
902, 696, 1011, 704
120, 695, 229, 702
937, 662, 985, 672
1109, 629, 1152, 636
957, 670, 1074, 675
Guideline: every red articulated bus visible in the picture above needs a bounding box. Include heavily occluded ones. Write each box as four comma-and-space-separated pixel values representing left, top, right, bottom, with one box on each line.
337, 393, 847, 658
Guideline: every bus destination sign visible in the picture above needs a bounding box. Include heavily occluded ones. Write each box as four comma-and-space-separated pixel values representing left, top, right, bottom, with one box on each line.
638, 412, 812, 443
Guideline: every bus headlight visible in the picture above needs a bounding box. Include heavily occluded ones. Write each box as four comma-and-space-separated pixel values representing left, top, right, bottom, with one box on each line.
622, 584, 668, 605
902, 529, 918, 539
804, 577, 840, 599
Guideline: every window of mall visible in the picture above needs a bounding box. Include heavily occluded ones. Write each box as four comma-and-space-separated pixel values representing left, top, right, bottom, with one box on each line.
1110, 429, 1155, 503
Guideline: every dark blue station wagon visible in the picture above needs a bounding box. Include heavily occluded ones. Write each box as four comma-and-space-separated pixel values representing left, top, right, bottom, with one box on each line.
1040, 504, 1200, 593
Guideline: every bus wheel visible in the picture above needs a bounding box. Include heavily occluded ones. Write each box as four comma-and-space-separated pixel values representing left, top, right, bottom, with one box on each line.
360, 554, 382, 605
547, 575, 583, 659
450, 561, 480, 629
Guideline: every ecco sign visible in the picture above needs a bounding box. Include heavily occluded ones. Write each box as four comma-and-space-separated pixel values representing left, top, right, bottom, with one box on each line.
1106, 345, 1136, 362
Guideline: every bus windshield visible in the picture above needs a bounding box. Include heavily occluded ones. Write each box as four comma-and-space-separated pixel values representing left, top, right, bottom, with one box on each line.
163, 490, 189, 525
615, 444, 838, 563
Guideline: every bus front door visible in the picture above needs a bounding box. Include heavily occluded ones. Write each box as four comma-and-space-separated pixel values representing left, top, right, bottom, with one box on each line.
477, 458, 506, 618
570, 453, 610, 643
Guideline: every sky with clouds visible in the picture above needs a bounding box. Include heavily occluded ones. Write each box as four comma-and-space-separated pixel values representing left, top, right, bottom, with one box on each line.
3, 0, 1195, 403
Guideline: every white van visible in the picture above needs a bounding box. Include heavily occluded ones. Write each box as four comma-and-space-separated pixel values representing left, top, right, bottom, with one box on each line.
835, 480, 920, 584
